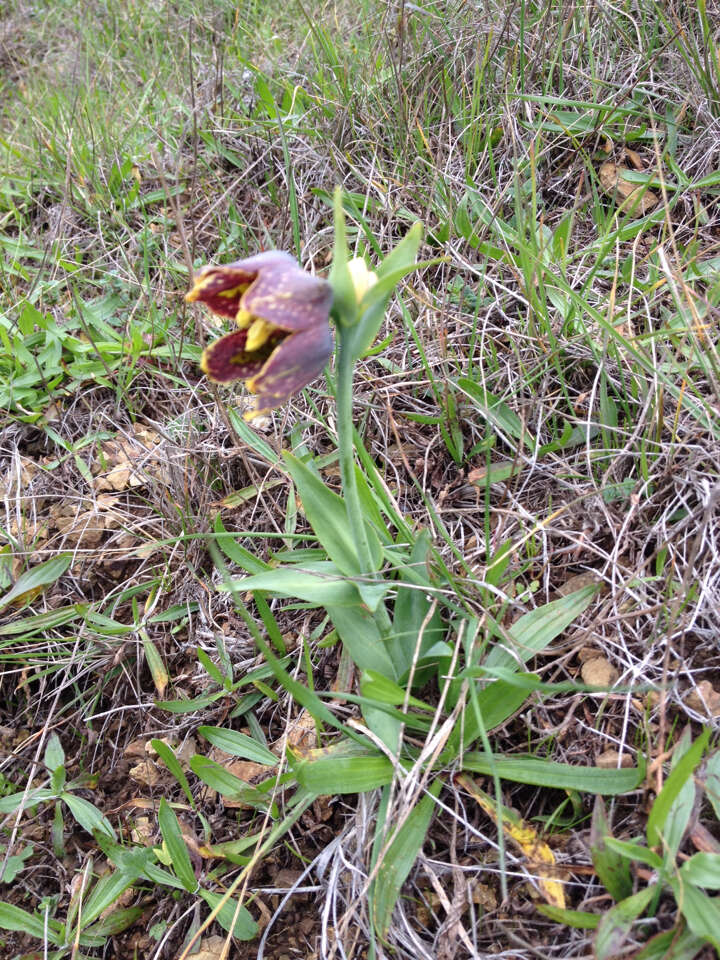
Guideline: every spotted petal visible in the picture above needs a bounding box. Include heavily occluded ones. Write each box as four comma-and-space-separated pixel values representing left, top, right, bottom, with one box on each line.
201, 329, 273, 383
240, 253, 333, 332
245, 324, 334, 419
185, 266, 256, 320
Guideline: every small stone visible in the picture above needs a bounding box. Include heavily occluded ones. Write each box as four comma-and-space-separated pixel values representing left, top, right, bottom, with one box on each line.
581, 657, 618, 688
686, 680, 720, 717
596, 749, 634, 769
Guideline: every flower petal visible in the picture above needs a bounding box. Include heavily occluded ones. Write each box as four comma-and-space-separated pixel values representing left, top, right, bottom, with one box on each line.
241, 254, 333, 333
201, 330, 272, 383
186, 266, 255, 320
245, 324, 334, 419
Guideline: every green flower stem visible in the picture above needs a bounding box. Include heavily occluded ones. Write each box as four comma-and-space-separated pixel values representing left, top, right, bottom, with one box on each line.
336, 330, 372, 570
336, 327, 393, 637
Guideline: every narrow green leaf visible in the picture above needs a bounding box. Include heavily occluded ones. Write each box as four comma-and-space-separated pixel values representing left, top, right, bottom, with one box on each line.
486, 584, 598, 673
253, 592, 288, 654
590, 796, 633, 901
199, 889, 258, 940
0, 845, 32, 884
214, 514, 269, 574
150, 739, 196, 809
155, 690, 226, 713
391, 530, 446, 683
294, 740, 393, 794
457, 377, 534, 449
353, 463, 390, 544
680, 852, 720, 890
595, 886, 658, 960
158, 798, 196, 892
705, 751, 720, 821
462, 754, 643, 794
143, 860, 188, 890
359, 670, 431, 710
0, 902, 58, 941
142, 637, 168, 697
353, 430, 414, 540
282, 451, 362, 574
93, 835, 156, 878
209, 540, 371, 751
0, 603, 86, 635
465, 584, 599, 737
198, 726, 277, 766
0, 788, 54, 814
375, 221, 424, 283
647, 728, 709, 848
327, 603, 397, 678
668, 878, 720, 951
62, 793, 116, 839
633, 926, 709, 960
603, 837, 664, 868
229, 564, 362, 607
196, 647, 226, 687
148, 602, 200, 624
83, 906, 144, 938
0, 553, 72, 612
226, 408, 280, 465
51, 800, 64, 858
537, 904, 600, 928
189, 755, 266, 809
371, 779, 441, 936
81, 869, 136, 926
44, 732, 65, 773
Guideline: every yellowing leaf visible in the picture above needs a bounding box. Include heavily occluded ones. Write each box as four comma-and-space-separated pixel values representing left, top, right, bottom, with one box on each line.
457, 773, 566, 909
0, 554, 72, 612
143, 637, 169, 697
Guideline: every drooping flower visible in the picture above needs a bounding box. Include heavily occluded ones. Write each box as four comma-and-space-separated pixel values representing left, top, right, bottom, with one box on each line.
186, 251, 333, 419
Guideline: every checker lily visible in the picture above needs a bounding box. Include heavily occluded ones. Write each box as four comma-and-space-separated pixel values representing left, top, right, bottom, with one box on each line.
186, 251, 333, 419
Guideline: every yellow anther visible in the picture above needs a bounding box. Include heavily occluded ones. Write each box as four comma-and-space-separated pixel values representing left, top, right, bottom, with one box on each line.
235, 308, 254, 329
216, 283, 250, 299
246, 318, 275, 351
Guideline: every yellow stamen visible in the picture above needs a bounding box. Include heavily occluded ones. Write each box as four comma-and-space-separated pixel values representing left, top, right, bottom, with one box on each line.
216, 283, 250, 299
235, 308, 254, 329
246, 318, 276, 352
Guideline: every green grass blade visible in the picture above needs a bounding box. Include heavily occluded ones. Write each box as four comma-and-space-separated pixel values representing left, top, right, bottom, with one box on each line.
370, 779, 441, 937
462, 754, 643, 794
157, 798, 197, 893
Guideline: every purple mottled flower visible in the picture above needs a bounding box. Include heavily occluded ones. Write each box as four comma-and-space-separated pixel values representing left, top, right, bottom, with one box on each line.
187, 251, 333, 419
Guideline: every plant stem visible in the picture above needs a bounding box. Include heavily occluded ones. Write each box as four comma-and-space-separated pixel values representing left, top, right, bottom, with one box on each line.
336, 327, 393, 637
336, 328, 374, 573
